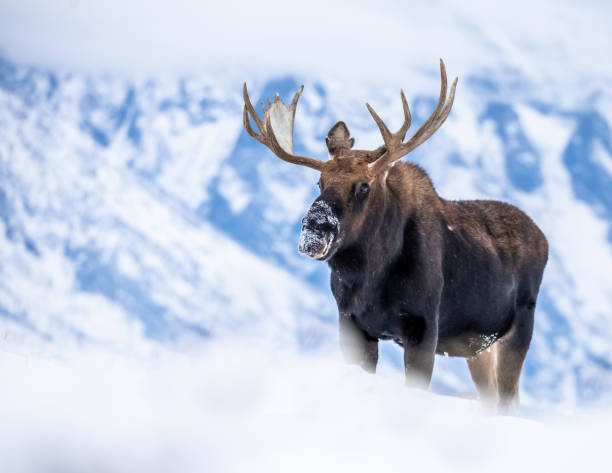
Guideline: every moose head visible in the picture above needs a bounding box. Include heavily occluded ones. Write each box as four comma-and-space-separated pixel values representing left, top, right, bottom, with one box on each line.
243, 60, 457, 262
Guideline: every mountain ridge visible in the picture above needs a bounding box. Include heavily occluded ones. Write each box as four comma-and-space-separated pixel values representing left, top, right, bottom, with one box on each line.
1, 56, 612, 406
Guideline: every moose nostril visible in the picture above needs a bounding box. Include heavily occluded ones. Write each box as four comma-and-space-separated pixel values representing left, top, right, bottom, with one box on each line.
302, 216, 319, 229
318, 222, 336, 233
301, 199, 340, 234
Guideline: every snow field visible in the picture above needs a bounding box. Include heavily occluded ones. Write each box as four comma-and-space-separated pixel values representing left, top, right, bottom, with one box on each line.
0, 342, 608, 473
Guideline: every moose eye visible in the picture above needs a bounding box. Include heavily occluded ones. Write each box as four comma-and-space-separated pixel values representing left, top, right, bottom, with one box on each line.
317, 179, 323, 191
358, 183, 370, 195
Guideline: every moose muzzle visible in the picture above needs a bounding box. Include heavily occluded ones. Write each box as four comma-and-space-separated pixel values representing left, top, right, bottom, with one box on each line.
298, 199, 340, 260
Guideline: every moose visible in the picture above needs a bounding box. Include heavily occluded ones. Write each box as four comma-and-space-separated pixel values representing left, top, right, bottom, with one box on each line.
243, 60, 548, 413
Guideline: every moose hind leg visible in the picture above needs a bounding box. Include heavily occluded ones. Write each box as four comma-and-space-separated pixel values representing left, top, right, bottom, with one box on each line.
339, 313, 378, 373
494, 301, 535, 414
467, 347, 498, 407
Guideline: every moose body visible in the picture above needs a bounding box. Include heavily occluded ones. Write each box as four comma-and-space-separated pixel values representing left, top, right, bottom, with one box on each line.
243, 60, 548, 412
326, 163, 548, 405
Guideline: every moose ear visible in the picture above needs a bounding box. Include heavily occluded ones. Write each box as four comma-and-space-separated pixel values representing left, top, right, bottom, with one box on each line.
326, 121, 354, 157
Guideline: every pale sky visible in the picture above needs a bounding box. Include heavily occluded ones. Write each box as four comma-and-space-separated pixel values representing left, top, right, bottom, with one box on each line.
0, 0, 610, 86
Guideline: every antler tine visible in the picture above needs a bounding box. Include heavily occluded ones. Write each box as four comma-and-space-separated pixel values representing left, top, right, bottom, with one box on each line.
289, 85, 304, 122
399, 59, 448, 149
290, 85, 304, 108
242, 82, 325, 171
403, 76, 457, 153
243, 106, 265, 145
365, 88, 412, 147
366, 102, 393, 143
243, 83, 265, 135
398, 89, 412, 140
368, 59, 458, 174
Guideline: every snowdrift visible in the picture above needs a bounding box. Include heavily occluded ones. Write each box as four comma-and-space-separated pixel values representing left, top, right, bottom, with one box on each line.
0, 342, 608, 473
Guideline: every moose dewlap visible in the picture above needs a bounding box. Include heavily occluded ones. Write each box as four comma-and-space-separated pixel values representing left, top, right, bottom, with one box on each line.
243, 59, 548, 414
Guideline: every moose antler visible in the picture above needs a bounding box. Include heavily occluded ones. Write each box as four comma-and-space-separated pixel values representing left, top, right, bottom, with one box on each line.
243, 83, 325, 171
366, 59, 458, 175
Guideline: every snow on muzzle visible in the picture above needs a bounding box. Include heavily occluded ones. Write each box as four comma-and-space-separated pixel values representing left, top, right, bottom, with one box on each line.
298, 200, 339, 260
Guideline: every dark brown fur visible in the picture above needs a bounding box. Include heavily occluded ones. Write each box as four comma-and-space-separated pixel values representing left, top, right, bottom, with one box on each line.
242, 71, 548, 413
306, 153, 548, 413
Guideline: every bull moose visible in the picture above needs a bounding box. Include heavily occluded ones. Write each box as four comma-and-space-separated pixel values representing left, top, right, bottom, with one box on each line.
242, 60, 548, 413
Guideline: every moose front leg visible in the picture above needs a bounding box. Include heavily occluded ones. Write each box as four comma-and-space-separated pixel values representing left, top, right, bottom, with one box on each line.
339, 313, 378, 373
400, 314, 438, 388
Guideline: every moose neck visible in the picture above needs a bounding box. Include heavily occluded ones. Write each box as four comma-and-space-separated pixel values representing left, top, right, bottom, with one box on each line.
327, 163, 443, 285
327, 177, 404, 283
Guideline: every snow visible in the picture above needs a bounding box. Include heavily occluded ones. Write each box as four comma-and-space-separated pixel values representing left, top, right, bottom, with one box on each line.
217, 166, 252, 213
592, 140, 612, 178
0, 343, 610, 473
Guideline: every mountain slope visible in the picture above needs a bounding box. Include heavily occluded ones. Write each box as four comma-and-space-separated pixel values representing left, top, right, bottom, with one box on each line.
1, 56, 612, 405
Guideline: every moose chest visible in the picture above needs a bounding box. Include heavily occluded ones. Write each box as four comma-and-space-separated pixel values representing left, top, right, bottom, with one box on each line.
330, 260, 426, 343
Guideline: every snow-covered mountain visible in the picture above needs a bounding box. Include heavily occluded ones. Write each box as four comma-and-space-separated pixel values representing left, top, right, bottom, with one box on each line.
1, 53, 612, 407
